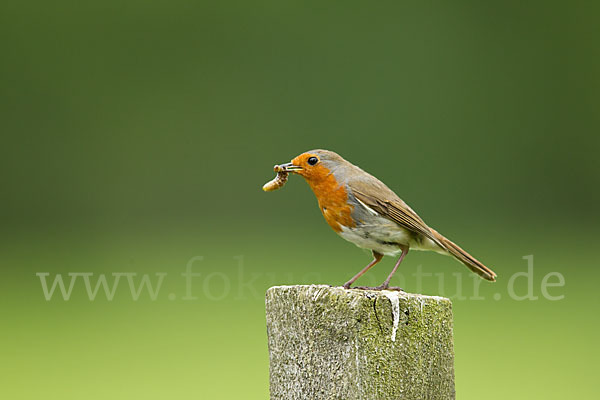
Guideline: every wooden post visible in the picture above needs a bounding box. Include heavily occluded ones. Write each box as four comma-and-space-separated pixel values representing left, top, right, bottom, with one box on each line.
266, 285, 455, 400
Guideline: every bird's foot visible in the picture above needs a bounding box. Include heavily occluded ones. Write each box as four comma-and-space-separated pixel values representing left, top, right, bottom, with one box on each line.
350, 285, 404, 292
385, 286, 404, 292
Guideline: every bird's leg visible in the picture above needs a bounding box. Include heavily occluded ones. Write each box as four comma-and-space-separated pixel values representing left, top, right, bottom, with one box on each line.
375, 245, 409, 290
342, 251, 383, 289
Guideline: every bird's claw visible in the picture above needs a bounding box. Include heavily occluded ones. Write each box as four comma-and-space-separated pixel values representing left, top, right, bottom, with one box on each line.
347, 285, 404, 292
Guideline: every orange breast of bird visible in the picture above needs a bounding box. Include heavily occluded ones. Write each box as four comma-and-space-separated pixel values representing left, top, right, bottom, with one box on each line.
304, 167, 356, 233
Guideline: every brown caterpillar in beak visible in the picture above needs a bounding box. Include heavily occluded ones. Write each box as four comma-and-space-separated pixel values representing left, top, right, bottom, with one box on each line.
262, 170, 288, 192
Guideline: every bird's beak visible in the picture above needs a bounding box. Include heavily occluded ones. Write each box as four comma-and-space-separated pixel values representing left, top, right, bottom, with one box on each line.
274, 162, 303, 173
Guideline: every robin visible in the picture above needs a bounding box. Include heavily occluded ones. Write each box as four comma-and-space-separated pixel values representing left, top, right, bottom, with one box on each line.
271, 149, 496, 290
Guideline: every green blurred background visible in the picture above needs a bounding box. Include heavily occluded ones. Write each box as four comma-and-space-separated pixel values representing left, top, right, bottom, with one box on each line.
1, 1, 598, 398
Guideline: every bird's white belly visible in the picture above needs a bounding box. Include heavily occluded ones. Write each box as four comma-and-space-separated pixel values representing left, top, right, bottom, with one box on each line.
339, 222, 411, 256
339, 218, 445, 256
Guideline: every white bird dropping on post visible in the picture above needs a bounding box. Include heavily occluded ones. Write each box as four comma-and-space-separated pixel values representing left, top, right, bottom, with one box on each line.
382, 290, 401, 342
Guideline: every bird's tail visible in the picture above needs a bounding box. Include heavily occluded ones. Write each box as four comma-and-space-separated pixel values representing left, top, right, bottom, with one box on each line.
431, 229, 497, 282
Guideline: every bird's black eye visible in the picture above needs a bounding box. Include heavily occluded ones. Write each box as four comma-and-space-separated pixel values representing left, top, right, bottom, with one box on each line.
307, 156, 319, 166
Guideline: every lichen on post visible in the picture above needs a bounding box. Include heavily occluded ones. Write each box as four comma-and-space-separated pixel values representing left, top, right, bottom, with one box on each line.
266, 285, 455, 400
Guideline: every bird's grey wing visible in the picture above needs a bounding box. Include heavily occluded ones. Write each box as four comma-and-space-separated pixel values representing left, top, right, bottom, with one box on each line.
349, 182, 443, 248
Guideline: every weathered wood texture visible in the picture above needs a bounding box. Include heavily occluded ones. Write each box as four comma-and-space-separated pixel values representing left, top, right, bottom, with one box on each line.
266, 285, 455, 400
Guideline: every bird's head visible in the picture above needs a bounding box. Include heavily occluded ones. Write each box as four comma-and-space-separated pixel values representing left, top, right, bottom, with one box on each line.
275, 149, 345, 185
